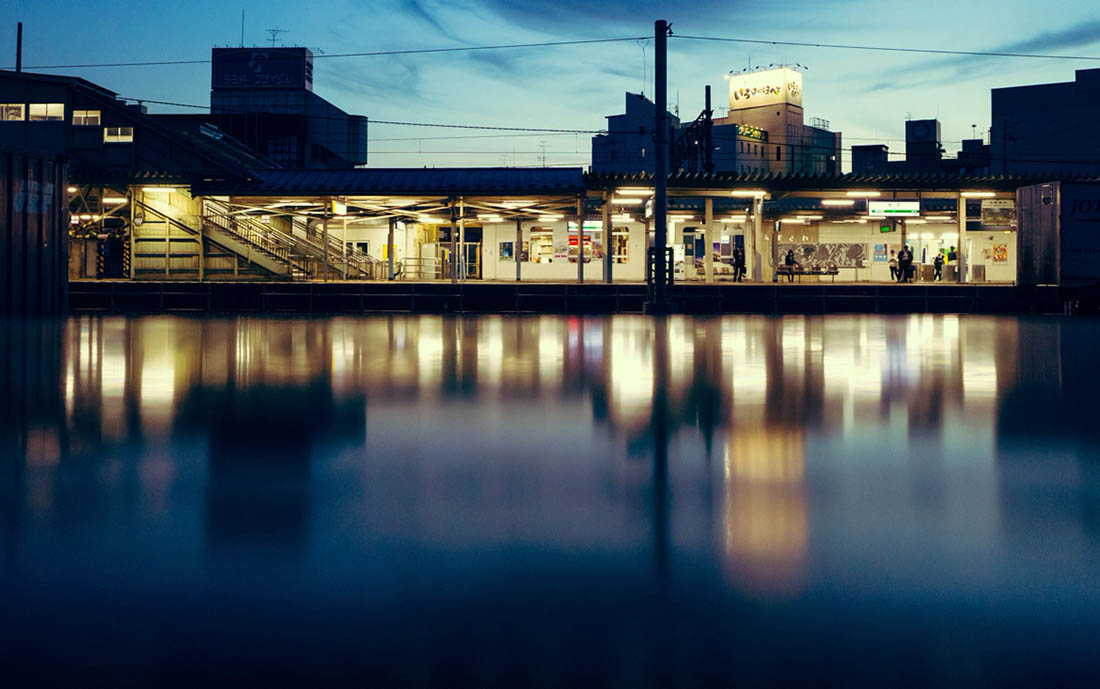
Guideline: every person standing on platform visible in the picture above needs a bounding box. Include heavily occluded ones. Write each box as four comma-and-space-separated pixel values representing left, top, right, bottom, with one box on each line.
933, 252, 944, 281
784, 249, 798, 282
888, 250, 898, 281
896, 246, 907, 282
732, 246, 746, 282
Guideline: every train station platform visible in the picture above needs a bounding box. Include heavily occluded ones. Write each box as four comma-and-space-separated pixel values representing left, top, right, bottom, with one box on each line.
68, 280, 1087, 315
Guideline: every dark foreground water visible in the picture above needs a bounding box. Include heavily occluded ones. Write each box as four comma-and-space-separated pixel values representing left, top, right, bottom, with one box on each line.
2, 314, 1099, 687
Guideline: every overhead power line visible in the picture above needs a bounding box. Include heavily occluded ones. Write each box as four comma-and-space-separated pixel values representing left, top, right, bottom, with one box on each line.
5, 36, 647, 70
122, 97, 603, 133
672, 34, 1100, 61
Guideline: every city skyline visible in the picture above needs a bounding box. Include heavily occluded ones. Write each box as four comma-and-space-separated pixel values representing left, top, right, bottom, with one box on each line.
4, 0, 1100, 168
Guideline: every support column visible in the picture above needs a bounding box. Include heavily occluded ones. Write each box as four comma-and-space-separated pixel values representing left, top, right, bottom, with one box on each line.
577, 196, 585, 284
458, 198, 466, 281
130, 190, 137, 280
387, 216, 396, 280
449, 199, 458, 284
750, 197, 764, 282
957, 194, 966, 283
322, 207, 330, 282
342, 213, 348, 280
515, 218, 522, 282
603, 190, 613, 283
704, 197, 714, 283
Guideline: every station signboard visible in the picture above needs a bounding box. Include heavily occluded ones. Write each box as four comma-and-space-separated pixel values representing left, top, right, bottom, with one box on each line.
868, 201, 920, 217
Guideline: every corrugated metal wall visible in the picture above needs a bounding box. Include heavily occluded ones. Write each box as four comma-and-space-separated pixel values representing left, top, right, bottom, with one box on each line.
1, 148, 68, 317
1016, 183, 1059, 286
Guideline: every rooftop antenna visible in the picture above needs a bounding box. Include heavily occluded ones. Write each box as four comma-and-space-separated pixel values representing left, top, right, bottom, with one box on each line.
265, 27, 287, 47
636, 39, 649, 97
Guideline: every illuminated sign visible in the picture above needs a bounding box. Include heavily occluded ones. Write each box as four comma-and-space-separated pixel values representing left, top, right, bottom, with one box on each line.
879, 224, 894, 233
868, 201, 920, 217
980, 199, 1015, 227
736, 124, 768, 141
728, 67, 803, 110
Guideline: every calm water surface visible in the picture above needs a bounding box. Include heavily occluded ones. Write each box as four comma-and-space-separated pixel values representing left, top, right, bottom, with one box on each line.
2, 314, 1099, 686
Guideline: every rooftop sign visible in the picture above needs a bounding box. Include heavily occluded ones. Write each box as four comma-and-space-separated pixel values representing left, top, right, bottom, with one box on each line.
212, 47, 314, 91
728, 67, 803, 110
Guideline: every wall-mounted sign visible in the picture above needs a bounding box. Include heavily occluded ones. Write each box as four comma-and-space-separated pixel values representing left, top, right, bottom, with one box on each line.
878, 224, 894, 233
868, 201, 920, 217
736, 123, 769, 141
728, 67, 803, 110
980, 199, 1016, 227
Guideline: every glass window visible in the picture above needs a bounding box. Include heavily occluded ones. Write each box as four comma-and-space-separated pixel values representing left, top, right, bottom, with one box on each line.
103, 126, 134, 143
776, 146, 782, 160
28, 103, 65, 121
73, 110, 101, 126
0, 103, 25, 121
529, 228, 555, 263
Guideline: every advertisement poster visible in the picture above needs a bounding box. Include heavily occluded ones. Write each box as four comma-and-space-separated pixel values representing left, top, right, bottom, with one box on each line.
873, 243, 887, 262
499, 241, 513, 261
992, 244, 1008, 262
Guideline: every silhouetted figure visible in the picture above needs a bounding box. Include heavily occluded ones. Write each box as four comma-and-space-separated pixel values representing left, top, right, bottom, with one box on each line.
784, 249, 797, 282
732, 246, 746, 282
947, 245, 958, 263
933, 252, 944, 281
888, 250, 898, 281
897, 245, 913, 283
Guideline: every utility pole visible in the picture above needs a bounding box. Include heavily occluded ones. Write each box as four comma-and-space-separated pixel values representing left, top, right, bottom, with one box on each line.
16, 22, 22, 73
647, 19, 672, 313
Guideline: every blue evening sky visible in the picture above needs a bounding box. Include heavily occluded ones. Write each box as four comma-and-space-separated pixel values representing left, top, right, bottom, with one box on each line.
4, 0, 1099, 170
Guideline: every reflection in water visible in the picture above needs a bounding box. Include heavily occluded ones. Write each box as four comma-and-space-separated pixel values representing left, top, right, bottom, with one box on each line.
4, 314, 1100, 684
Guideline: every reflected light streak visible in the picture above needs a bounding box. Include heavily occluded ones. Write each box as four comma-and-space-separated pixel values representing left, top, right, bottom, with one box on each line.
723, 428, 807, 597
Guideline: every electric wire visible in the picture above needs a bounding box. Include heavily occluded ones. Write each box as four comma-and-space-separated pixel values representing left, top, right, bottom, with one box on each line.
672, 34, 1100, 62
4, 36, 648, 71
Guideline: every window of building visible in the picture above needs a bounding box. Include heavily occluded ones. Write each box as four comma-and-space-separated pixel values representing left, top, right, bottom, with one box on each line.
776, 146, 782, 161
529, 228, 555, 263
740, 141, 745, 153
754, 144, 758, 155
0, 103, 24, 121
72, 110, 101, 125
28, 103, 65, 121
103, 126, 134, 143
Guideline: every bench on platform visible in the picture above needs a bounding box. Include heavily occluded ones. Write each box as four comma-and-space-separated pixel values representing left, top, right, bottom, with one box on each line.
775, 266, 841, 283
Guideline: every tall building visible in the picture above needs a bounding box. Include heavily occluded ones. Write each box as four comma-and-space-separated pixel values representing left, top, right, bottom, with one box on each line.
590, 92, 679, 175
717, 67, 841, 175
991, 67, 1100, 175
851, 118, 989, 175
157, 47, 368, 169
592, 67, 841, 177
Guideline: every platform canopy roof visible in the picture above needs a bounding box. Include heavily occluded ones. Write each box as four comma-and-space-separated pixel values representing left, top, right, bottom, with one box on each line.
193, 167, 587, 197
585, 170, 1100, 193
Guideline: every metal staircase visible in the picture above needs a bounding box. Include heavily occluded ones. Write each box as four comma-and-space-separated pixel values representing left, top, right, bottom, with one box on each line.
200, 199, 387, 281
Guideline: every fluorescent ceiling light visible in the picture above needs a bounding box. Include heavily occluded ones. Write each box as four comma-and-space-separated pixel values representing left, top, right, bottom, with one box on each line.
730, 190, 767, 197
821, 199, 855, 206
905, 219, 927, 224
924, 216, 952, 221
103, 196, 128, 204
615, 188, 653, 196
612, 198, 644, 205
537, 214, 563, 221
961, 191, 996, 198
796, 214, 823, 220
846, 190, 881, 197
141, 186, 173, 193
